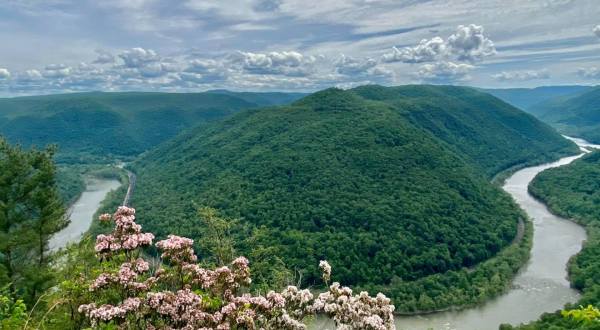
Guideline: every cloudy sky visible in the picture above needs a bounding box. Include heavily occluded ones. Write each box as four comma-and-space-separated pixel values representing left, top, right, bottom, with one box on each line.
0, 0, 599, 95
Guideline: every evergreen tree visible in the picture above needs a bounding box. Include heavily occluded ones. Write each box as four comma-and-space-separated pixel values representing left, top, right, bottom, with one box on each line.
0, 138, 67, 303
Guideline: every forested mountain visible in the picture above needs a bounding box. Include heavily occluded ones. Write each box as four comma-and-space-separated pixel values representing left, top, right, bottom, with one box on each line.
527, 86, 600, 144
121, 85, 575, 310
483, 85, 592, 111
512, 151, 600, 329
0, 91, 304, 162
353, 85, 578, 177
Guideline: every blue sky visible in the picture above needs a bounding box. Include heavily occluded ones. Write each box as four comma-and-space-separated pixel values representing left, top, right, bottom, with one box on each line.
0, 0, 599, 95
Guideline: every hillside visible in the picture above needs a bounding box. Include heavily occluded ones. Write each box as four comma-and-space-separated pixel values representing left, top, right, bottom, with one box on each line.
122, 86, 574, 310
353, 85, 578, 177
483, 85, 592, 111
515, 151, 600, 329
527, 86, 600, 143
0, 91, 304, 162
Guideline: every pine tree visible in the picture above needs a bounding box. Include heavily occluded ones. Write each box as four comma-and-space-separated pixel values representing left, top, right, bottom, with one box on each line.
0, 138, 67, 303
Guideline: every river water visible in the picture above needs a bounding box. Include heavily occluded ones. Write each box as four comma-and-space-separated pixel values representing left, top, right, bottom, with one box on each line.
312, 138, 599, 330
49, 177, 121, 252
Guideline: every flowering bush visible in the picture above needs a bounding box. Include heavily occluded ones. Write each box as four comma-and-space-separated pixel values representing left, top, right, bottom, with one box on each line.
78, 206, 396, 329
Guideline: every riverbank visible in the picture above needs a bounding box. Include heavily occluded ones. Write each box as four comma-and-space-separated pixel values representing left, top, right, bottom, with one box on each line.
313, 140, 590, 330
49, 177, 122, 252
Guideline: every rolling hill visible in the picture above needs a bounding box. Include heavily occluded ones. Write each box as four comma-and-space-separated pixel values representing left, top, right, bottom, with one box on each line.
121, 85, 575, 309
0, 91, 304, 162
354, 85, 578, 177
483, 85, 592, 111
527, 86, 600, 143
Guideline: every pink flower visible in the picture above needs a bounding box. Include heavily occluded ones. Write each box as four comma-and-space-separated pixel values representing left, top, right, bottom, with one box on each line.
98, 213, 112, 222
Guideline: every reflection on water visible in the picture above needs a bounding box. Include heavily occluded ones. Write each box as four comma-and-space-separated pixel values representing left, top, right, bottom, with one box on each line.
49, 177, 121, 252
313, 139, 593, 330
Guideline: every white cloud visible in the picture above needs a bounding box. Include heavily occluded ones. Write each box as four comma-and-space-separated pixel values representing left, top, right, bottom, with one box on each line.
93, 49, 115, 64
447, 24, 496, 62
19, 69, 42, 81
229, 51, 316, 76
0, 68, 10, 79
416, 61, 475, 83
381, 37, 446, 63
118, 48, 160, 68
577, 67, 600, 79
43, 64, 72, 78
594, 25, 600, 38
491, 69, 550, 81
382, 24, 496, 64
335, 55, 377, 75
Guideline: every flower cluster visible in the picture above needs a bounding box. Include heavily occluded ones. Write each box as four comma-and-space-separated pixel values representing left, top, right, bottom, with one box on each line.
80, 206, 396, 329
94, 206, 154, 257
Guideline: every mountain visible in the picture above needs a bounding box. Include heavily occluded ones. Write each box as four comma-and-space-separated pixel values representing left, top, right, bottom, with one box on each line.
124, 85, 575, 308
353, 85, 578, 177
482, 85, 592, 110
527, 86, 600, 143
0, 91, 304, 162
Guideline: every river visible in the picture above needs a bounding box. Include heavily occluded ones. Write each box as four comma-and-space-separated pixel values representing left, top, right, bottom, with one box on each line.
49, 177, 121, 252
312, 137, 599, 330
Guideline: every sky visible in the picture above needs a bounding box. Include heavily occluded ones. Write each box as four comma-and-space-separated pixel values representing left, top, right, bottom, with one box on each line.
0, 0, 599, 95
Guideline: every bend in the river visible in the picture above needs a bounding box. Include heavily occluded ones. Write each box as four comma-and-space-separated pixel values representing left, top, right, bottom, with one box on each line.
312, 137, 598, 330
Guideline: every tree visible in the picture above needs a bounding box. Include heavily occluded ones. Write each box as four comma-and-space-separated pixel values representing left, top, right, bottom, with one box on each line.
0, 138, 67, 303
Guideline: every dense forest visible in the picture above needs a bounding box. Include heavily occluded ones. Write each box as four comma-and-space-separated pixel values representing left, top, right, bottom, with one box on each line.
527, 86, 600, 143
0, 91, 304, 163
506, 150, 600, 329
114, 86, 574, 312
352, 85, 578, 177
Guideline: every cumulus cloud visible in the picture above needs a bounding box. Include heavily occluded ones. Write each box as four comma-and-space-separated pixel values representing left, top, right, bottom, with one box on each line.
335, 55, 378, 75
382, 24, 495, 64
576, 67, 600, 79
230, 51, 316, 76
447, 24, 496, 62
43, 64, 72, 78
382, 37, 446, 64
594, 25, 600, 38
0, 68, 10, 79
118, 48, 160, 68
19, 69, 42, 81
184, 59, 227, 83
416, 61, 475, 83
491, 69, 550, 81
93, 49, 115, 64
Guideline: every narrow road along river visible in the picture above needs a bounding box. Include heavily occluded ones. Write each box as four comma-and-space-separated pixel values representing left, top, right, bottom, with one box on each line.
312, 138, 598, 330
49, 177, 121, 252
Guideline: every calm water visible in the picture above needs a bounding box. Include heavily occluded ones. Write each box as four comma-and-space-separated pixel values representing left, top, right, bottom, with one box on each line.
312, 138, 599, 330
49, 177, 121, 252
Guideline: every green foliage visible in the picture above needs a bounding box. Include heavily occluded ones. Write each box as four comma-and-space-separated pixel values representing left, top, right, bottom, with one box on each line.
562, 305, 600, 324
0, 91, 304, 162
528, 86, 600, 143
118, 85, 570, 311
0, 138, 67, 304
352, 85, 578, 178
0, 289, 28, 330
56, 166, 86, 205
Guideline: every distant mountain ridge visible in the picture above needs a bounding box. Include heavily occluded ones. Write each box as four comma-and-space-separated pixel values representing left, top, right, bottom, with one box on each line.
0, 91, 305, 162
482, 85, 593, 110
527, 86, 600, 143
